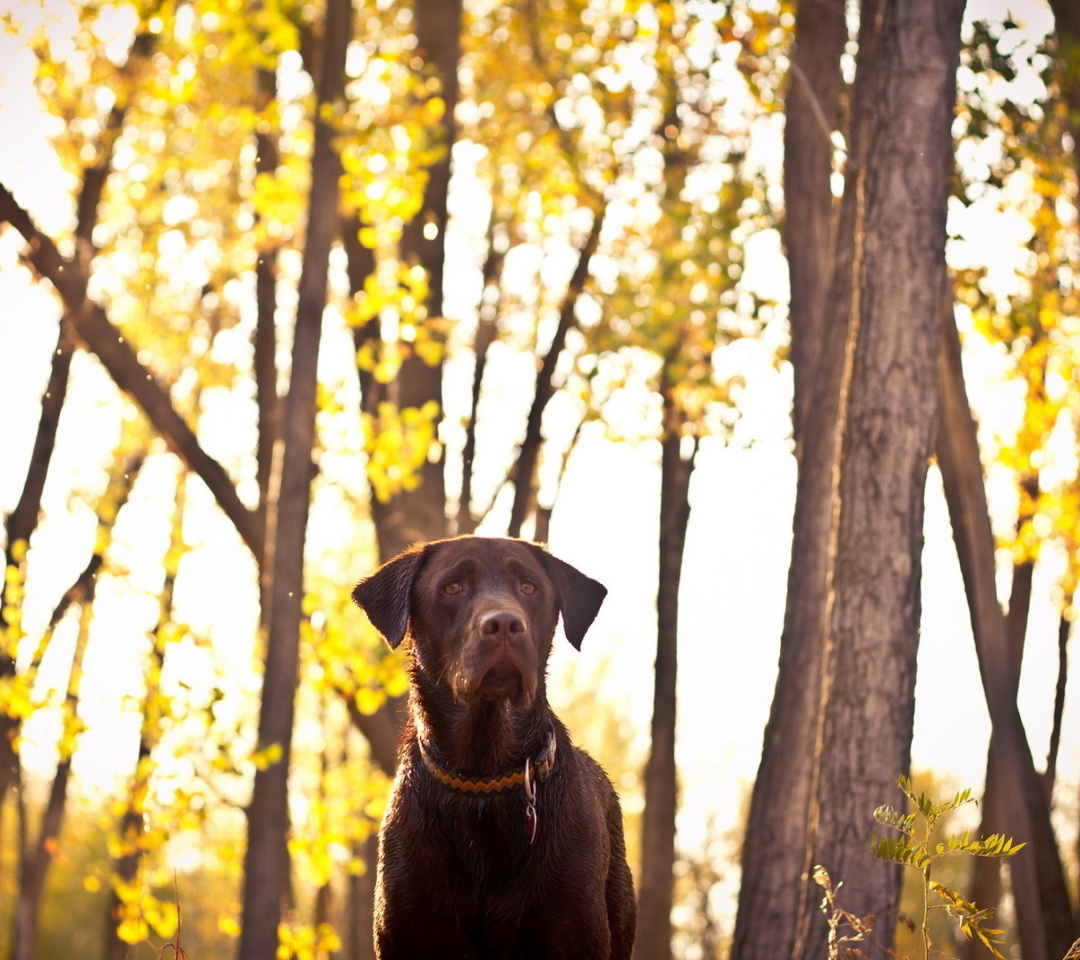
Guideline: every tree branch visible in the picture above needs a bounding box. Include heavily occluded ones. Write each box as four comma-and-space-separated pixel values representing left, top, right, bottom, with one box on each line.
507, 209, 604, 538
0, 184, 264, 564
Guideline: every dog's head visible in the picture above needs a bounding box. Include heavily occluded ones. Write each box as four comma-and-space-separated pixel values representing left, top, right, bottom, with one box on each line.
352, 536, 606, 708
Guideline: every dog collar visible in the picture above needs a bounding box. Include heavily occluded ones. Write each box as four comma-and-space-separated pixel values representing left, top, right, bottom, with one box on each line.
416, 726, 557, 797
418, 729, 556, 844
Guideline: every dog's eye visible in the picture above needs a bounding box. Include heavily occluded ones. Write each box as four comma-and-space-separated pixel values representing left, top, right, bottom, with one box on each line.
442, 580, 463, 596
520, 580, 537, 595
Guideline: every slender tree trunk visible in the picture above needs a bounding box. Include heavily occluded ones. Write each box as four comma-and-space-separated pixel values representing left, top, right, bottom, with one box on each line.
730, 3, 846, 956
11, 753, 73, 960
937, 305, 1077, 960
13, 581, 94, 960
347, 832, 379, 960
635, 378, 696, 960
104, 468, 182, 960
966, 470, 1038, 955
237, 0, 350, 955
784, 0, 847, 453
507, 212, 603, 539
0, 322, 74, 806
0, 40, 134, 797
1044, 609, 1070, 796
254, 64, 281, 542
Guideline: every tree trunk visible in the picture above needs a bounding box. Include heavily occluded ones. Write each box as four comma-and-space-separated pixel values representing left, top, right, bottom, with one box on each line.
736, 1, 962, 957
13, 580, 94, 960
237, 0, 350, 956
0, 321, 74, 807
368, 0, 461, 560
783, 0, 847, 453
937, 306, 1076, 960
1044, 609, 1070, 796
0, 53, 133, 800
730, 3, 847, 956
792, 4, 963, 955
507, 212, 603, 539
254, 64, 281, 544
966, 471, 1038, 956
635, 380, 696, 960
104, 469, 181, 960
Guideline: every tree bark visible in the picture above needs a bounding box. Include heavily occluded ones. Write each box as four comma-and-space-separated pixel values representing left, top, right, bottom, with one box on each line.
635, 380, 697, 960
237, 0, 350, 955
792, 4, 963, 956
783, 0, 847, 453
104, 466, 180, 960
735, 2, 962, 957
730, 3, 848, 956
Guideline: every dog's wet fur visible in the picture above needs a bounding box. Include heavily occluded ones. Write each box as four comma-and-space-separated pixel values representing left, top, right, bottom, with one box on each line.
353, 535, 636, 959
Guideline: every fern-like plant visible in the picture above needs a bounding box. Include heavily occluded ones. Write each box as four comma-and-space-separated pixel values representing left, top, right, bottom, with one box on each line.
872, 775, 1025, 960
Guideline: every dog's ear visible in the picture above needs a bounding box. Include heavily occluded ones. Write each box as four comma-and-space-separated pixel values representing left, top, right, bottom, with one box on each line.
352, 546, 426, 649
533, 547, 607, 650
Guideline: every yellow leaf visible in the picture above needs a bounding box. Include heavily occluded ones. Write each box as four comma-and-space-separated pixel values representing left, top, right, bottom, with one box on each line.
355, 687, 384, 715
117, 916, 149, 944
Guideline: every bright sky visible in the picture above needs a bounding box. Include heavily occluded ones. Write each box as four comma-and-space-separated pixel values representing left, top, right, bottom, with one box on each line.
0, 0, 1076, 927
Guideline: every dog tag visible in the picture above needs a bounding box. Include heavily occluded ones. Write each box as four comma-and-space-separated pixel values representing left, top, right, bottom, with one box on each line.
525, 799, 538, 844
523, 756, 539, 844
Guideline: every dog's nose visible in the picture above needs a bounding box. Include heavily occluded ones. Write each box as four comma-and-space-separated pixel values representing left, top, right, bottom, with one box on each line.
480, 610, 526, 641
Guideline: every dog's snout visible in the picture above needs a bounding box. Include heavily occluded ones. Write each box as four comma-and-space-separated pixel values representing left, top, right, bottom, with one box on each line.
479, 609, 526, 640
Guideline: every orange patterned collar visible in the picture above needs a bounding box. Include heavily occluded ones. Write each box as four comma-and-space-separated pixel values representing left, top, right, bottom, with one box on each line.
416, 727, 557, 796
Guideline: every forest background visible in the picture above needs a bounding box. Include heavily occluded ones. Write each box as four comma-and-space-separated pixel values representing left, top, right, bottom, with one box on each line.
0, 0, 1078, 958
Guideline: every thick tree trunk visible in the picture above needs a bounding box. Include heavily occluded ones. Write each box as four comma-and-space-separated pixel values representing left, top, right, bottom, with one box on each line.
736, 2, 962, 957
792, 4, 963, 956
635, 381, 696, 960
729, 4, 847, 957
237, 0, 350, 956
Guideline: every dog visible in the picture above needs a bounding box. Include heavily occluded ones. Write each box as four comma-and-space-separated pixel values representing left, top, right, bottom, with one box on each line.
352, 535, 636, 959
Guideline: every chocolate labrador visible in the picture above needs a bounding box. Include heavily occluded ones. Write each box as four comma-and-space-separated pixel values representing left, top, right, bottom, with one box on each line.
352, 535, 636, 959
